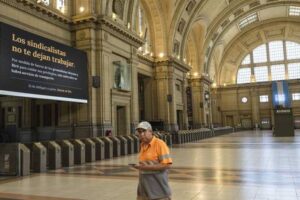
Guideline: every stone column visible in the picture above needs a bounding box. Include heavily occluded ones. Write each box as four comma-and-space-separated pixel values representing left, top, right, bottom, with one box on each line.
190, 76, 212, 128
95, 30, 114, 136
130, 47, 139, 132
154, 62, 177, 131
190, 78, 203, 128
211, 88, 222, 126
73, 27, 93, 137
182, 77, 189, 129
251, 87, 260, 128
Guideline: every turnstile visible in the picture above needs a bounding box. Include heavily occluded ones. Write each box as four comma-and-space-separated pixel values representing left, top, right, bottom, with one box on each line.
70, 139, 85, 165
26, 142, 47, 172
0, 143, 30, 176
91, 137, 105, 160
101, 137, 113, 159
109, 137, 121, 157
116, 136, 128, 156
57, 140, 74, 167
81, 138, 96, 162
19, 144, 30, 176
122, 135, 134, 154
42, 141, 61, 170
131, 135, 140, 153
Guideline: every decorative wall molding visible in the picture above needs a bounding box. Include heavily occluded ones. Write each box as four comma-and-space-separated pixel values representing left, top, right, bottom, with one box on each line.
156, 58, 191, 73
1, 1, 144, 48
98, 16, 144, 48
137, 54, 155, 67
0, 0, 71, 29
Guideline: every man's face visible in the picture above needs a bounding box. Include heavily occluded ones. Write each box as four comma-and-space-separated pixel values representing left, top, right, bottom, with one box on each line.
136, 128, 153, 143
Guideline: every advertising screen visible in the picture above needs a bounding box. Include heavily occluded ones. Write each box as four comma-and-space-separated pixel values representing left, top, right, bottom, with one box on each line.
0, 22, 88, 103
272, 80, 290, 108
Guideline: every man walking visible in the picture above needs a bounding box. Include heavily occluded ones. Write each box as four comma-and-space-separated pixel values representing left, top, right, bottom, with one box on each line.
133, 121, 172, 200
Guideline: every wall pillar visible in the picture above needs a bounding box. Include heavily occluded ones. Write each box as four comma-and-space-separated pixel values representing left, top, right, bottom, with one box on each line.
190, 76, 212, 128
182, 77, 189, 129
154, 63, 177, 131
251, 87, 260, 128
191, 78, 202, 128
130, 48, 139, 132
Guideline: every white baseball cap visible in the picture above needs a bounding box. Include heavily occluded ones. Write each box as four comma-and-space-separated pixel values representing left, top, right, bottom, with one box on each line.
135, 121, 152, 131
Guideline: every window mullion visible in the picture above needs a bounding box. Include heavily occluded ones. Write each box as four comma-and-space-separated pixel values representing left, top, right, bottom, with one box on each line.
283, 40, 289, 79
266, 42, 271, 81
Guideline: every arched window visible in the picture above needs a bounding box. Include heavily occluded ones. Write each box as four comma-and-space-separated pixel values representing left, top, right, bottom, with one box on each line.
37, 0, 50, 6
56, 0, 65, 13
237, 40, 300, 84
36, 0, 67, 14
136, 4, 152, 56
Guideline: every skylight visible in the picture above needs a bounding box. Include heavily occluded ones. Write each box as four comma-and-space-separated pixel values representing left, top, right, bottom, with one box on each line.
238, 13, 258, 29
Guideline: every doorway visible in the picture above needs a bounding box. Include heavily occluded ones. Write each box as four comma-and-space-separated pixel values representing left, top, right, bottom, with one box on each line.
176, 110, 183, 130
116, 106, 126, 136
261, 118, 271, 129
138, 74, 152, 121
241, 118, 252, 129
206, 114, 209, 128
225, 115, 234, 127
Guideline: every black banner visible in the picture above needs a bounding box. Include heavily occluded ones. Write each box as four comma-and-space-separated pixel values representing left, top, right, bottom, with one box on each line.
0, 22, 88, 103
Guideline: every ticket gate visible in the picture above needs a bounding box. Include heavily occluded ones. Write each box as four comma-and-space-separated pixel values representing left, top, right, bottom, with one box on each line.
57, 140, 74, 167
19, 144, 30, 176
42, 141, 61, 170
81, 138, 96, 162
109, 137, 121, 157
91, 138, 105, 160
0, 143, 30, 176
122, 135, 134, 154
100, 137, 113, 159
116, 136, 128, 156
70, 139, 85, 165
131, 135, 140, 153
26, 142, 47, 172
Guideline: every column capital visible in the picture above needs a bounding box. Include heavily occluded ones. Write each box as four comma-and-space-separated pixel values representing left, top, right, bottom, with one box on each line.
155, 57, 191, 73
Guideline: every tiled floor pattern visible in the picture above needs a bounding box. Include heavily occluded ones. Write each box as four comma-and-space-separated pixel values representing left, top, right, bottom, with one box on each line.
1, 130, 300, 199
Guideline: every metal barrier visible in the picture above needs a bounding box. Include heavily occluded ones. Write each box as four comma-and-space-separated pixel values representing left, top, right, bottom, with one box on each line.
109, 137, 121, 157
70, 139, 85, 165
213, 126, 233, 136
19, 144, 30, 176
0, 143, 30, 176
26, 142, 47, 172
100, 137, 113, 159
175, 127, 232, 144
42, 141, 61, 170
116, 136, 128, 156
57, 140, 74, 167
81, 138, 96, 162
131, 135, 140, 153
122, 135, 134, 154
91, 138, 105, 160
164, 132, 172, 147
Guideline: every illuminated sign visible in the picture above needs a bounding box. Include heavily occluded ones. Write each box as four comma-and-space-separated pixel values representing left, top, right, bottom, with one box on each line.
272, 81, 290, 108
0, 22, 88, 103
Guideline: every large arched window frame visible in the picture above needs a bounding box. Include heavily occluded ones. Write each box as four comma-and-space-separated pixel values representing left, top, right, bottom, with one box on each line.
237, 40, 300, 84
136, 4, 152, 56
36, 0, 67, 14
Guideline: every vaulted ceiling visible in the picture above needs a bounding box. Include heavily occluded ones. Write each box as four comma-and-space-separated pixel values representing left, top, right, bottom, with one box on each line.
140, 0, 300, 86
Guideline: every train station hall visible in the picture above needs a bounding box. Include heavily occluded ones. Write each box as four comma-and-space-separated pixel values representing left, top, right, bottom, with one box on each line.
1, 0, 300, 199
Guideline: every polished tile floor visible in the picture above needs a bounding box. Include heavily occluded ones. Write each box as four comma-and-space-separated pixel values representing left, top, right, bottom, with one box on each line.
1, 130, 300, 200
